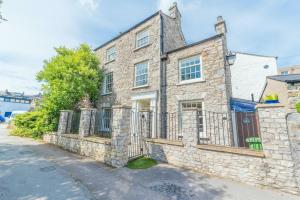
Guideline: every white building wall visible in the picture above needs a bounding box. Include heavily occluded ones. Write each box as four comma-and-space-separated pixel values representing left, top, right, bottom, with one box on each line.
230, 53, 277, 101
0, 101, 30, 116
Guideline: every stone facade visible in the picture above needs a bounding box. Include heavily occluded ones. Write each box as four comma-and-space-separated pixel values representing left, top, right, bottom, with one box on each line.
164, 36, 229, 114
94, 4, 231, 123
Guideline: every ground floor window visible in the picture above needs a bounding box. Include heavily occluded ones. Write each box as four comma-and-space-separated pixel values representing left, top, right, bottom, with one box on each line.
100, 108, 112, 132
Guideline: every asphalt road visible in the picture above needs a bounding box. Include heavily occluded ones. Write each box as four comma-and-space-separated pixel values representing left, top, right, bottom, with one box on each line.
0, 125, 299, 200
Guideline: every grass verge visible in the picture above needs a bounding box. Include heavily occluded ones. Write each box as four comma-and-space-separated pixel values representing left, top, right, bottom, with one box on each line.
127, 156, 157, 169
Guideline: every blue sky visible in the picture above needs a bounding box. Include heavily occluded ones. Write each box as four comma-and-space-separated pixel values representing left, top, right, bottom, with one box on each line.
0, 0, 300, 94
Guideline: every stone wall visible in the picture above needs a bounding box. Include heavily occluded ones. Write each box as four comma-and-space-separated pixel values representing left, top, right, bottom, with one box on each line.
287, 82, 300, 113
165, 35, 230, 114
95, 14, 162, 109
43, 133, 112, 165
146, 107, 300, 195
287, 113, 300, 191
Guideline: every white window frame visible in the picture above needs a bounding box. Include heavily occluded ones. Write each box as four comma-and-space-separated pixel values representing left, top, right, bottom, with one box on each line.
281, 71, 288, 75
179, 55, 203, 83
102, 73, 113, 95
106, 46, 116, 62
136, 29, 149, 48
100, 108, 112, 132
134, 61, 149, 87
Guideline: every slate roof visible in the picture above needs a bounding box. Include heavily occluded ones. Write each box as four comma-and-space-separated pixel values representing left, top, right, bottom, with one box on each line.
267, 74, 300, 83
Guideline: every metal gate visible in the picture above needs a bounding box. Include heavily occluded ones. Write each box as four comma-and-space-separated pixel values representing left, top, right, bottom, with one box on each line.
128, 111, 150, 159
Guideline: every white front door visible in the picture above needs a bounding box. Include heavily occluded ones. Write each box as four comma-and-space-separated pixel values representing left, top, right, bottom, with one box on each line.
131, 91, 157, 138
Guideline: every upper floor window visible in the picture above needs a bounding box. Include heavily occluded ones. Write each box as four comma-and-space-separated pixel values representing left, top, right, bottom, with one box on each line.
135, 61, 148, 87
179, 56, 202, 82
102, 73, 113, 94
136, 29, 149, 48
281, 71, 288, 75
106, 46, 116, 62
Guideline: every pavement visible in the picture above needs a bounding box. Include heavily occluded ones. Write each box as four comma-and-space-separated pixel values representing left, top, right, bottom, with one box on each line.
0, 124, 299, 200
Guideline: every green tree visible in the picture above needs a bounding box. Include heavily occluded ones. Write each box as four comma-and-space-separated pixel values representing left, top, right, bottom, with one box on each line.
12, 44, 102, 137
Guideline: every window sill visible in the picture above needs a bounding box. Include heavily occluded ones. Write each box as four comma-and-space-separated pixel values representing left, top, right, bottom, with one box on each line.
104, 59, 115, 65
101, 92, 112, 96
176, 79, 205, 86
131, 84, 149, 90
133, 43, 151, 52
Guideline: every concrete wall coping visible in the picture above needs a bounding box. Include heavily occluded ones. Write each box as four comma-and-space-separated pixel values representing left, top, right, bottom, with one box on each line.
197, 144, 265, 158
50, 133, 111, 145
146, 138, 184, 147
256, 103, 285, 109
60, 110, 73, 112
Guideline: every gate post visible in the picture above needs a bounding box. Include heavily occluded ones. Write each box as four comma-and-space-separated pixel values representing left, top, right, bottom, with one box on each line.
58, 110, 73, 134
181, 109, 198, 147
111, 105, 131, 168
79, 108, 97, 137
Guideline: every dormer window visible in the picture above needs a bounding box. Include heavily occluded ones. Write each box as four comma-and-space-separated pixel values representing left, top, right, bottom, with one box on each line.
136, 29, 149, 48
106, 46, 116, 62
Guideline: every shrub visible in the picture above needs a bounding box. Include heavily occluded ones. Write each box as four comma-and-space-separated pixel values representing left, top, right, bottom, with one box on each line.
10, 111, 50, 138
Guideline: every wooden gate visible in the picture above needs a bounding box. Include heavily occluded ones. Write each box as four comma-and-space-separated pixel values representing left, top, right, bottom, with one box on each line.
235, 111, 260, 147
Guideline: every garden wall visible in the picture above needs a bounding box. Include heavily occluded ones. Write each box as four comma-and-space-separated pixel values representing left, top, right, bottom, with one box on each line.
43, 133, 112, 165
146, 106, 300, 195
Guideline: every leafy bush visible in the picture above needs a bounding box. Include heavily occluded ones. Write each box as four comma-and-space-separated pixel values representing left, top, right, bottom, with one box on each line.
11, 44, 102, 138
10, 111, 48, 138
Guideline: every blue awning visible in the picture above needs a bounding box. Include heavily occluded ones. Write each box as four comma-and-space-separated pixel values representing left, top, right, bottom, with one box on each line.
230, 98, 256, 112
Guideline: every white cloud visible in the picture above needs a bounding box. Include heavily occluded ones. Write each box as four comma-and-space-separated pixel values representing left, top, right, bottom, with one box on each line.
79, 0, 99, 11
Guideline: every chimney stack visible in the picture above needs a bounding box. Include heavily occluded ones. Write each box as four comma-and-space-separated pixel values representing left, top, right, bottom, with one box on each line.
168, 2, 181, 20
215, 16, 227, 35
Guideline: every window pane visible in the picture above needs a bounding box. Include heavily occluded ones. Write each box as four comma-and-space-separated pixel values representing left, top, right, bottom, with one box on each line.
136, 29, 149, 48
179, 56, 201, 81
135, 61, 148, 86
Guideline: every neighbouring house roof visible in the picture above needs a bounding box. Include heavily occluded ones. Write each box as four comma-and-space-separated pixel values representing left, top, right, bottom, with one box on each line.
232, 51, 277, 59
267, 74, 300, 83
94, 11, 160, 51
278, 65, 300, 71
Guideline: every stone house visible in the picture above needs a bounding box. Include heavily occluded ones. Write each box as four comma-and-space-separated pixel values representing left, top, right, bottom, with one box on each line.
259, 74, 300, 112
278, 64, 300, 75
94, 3, 231, 138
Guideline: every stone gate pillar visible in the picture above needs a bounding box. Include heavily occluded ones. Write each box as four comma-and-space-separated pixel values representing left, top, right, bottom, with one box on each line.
182, 109, 198, 148
58, 110, 73, 134
79, 108, 97, 137
110, 105, 131, 168
257, 104, 299, 194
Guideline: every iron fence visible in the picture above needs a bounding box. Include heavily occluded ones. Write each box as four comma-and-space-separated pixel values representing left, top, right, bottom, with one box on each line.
70, 111, 81, 134
197, 110, 231, 146
94, 109, 112, 138
197, 110, 262, 150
